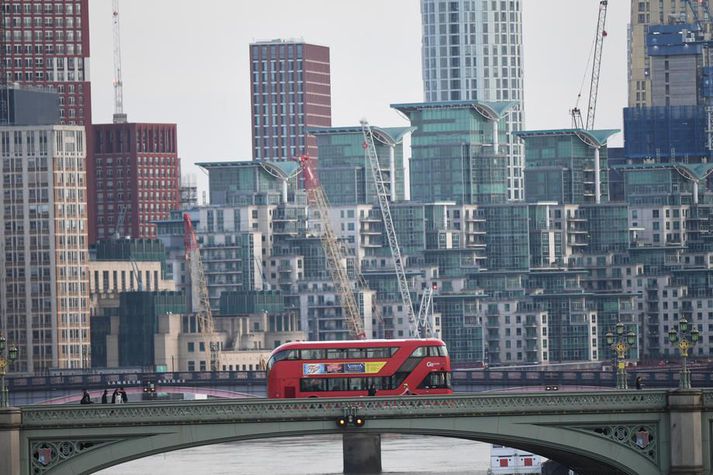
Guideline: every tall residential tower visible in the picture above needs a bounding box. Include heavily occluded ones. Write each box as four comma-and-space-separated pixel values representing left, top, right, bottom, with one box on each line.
249, 40, 331, 161
1, 125, 90, 373
0, 0, 91, 126
420, 0, 525, 200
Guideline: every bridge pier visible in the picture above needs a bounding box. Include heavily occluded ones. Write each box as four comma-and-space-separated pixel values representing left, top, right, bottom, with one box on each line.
0, 407, 21, 475
343, 433, 382, 474
668, 391, 705, 475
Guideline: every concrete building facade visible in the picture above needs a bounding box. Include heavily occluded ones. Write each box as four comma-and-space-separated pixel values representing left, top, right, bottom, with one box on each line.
0, 125, 89, 373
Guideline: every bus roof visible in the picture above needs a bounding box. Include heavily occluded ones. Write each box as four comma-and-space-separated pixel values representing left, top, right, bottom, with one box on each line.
270, 338, 446, 355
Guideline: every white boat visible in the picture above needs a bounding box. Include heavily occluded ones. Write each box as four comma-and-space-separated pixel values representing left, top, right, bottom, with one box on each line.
488, 444, 542, 475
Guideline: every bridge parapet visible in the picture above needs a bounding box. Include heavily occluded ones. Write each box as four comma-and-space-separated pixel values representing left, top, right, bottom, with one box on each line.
21, 391, 668, 429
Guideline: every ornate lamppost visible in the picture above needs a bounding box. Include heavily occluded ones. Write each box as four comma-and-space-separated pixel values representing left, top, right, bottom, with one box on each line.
0, 333, 19, 407
668, 318, 700, 390
606, 322, 636, 390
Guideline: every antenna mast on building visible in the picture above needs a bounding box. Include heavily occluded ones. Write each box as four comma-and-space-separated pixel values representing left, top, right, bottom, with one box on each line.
112, 0, 127, 123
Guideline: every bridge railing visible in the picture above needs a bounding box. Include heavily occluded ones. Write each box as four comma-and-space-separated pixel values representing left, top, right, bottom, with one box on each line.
20, 391, 671, 428
9, 368, 713, 392
7, 370, 266, 392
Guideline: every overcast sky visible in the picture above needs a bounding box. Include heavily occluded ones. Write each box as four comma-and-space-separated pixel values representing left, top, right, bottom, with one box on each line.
88, 0, 630, 197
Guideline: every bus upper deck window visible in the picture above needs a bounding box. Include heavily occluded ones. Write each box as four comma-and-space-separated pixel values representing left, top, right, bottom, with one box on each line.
411, 347, 426, 357
302, 349, 325, 360
327, 348, 347, 359
347, 348, 366, 359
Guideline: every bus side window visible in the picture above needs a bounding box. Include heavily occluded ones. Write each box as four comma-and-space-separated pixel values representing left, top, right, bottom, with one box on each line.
347, 348, 366, 359
301, 378, 325, 392
302, 349, 324, 360
327, 378, 348, 391
411, 347, 426, 357
286, 350, 300, 360
327, 348, 347, 360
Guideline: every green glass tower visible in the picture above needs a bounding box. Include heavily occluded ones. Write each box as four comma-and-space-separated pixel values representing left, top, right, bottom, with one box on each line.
391, 101, 514, 205
309, 126, 412, 206
515, 129, 619, 205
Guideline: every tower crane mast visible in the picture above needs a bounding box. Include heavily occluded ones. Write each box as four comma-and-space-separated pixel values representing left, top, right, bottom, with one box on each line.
183, 213, 219, 369
112, 0, 127, 124
571, 1, 608, 129
298, 155, 366, 339
361, 120, 433, 338
586, 0, 608, 130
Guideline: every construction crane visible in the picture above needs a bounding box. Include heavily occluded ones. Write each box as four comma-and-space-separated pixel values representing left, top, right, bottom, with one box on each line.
360, 120, 434, 338
112, 0, 127, 124
416, 283, 438, 337
571, 1, 608, 129
297, 154, 366, 339
113, 204, 127, 240
183, 213, 219, 369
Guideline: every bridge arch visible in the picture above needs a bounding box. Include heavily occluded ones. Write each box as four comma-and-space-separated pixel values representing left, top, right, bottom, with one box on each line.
30, 420, 655, 475
12, 391, 693, 475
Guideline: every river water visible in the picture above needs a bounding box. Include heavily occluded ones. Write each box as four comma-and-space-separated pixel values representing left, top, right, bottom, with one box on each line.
96, 434, 492, 475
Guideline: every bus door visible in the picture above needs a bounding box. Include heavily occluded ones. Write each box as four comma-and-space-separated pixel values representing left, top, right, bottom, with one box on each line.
284, 380, 297, 398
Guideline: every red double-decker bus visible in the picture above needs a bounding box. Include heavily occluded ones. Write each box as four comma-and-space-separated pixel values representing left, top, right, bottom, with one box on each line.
266, 338, 452, 398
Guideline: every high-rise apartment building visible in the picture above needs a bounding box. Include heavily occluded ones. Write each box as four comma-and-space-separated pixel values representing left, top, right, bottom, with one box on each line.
420, 0, 525, 200
249, 40, 331, 161
624, 1, 713, 162
627, 0, 707, 108
0, 125, 90, 373
91, 123, 180, 242
0, 0, 91, 126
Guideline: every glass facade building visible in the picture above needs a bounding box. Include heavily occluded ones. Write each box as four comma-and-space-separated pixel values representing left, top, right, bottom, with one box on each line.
420, 0, 525, 200
517, 129, 619, 205
310, 126, 411, 205
392, 101, 512, 205
199, 161, 301, 206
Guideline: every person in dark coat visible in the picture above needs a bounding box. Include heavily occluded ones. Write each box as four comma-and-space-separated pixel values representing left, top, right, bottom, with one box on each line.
101, 389, 108, 404
120, 387, 128, 403
80, 389, 92, 404
111, 388, 119, 404
635, 376, 644, 390
368, 383, 377, 396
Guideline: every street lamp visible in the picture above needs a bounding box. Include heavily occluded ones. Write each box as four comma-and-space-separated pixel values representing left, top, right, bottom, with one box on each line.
0, 334, 19, 407
606, 322, 636, 390
668, 318, 700, 390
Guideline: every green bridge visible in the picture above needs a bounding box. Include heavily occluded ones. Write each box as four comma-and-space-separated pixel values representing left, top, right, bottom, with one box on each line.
0, 389, 709, 475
